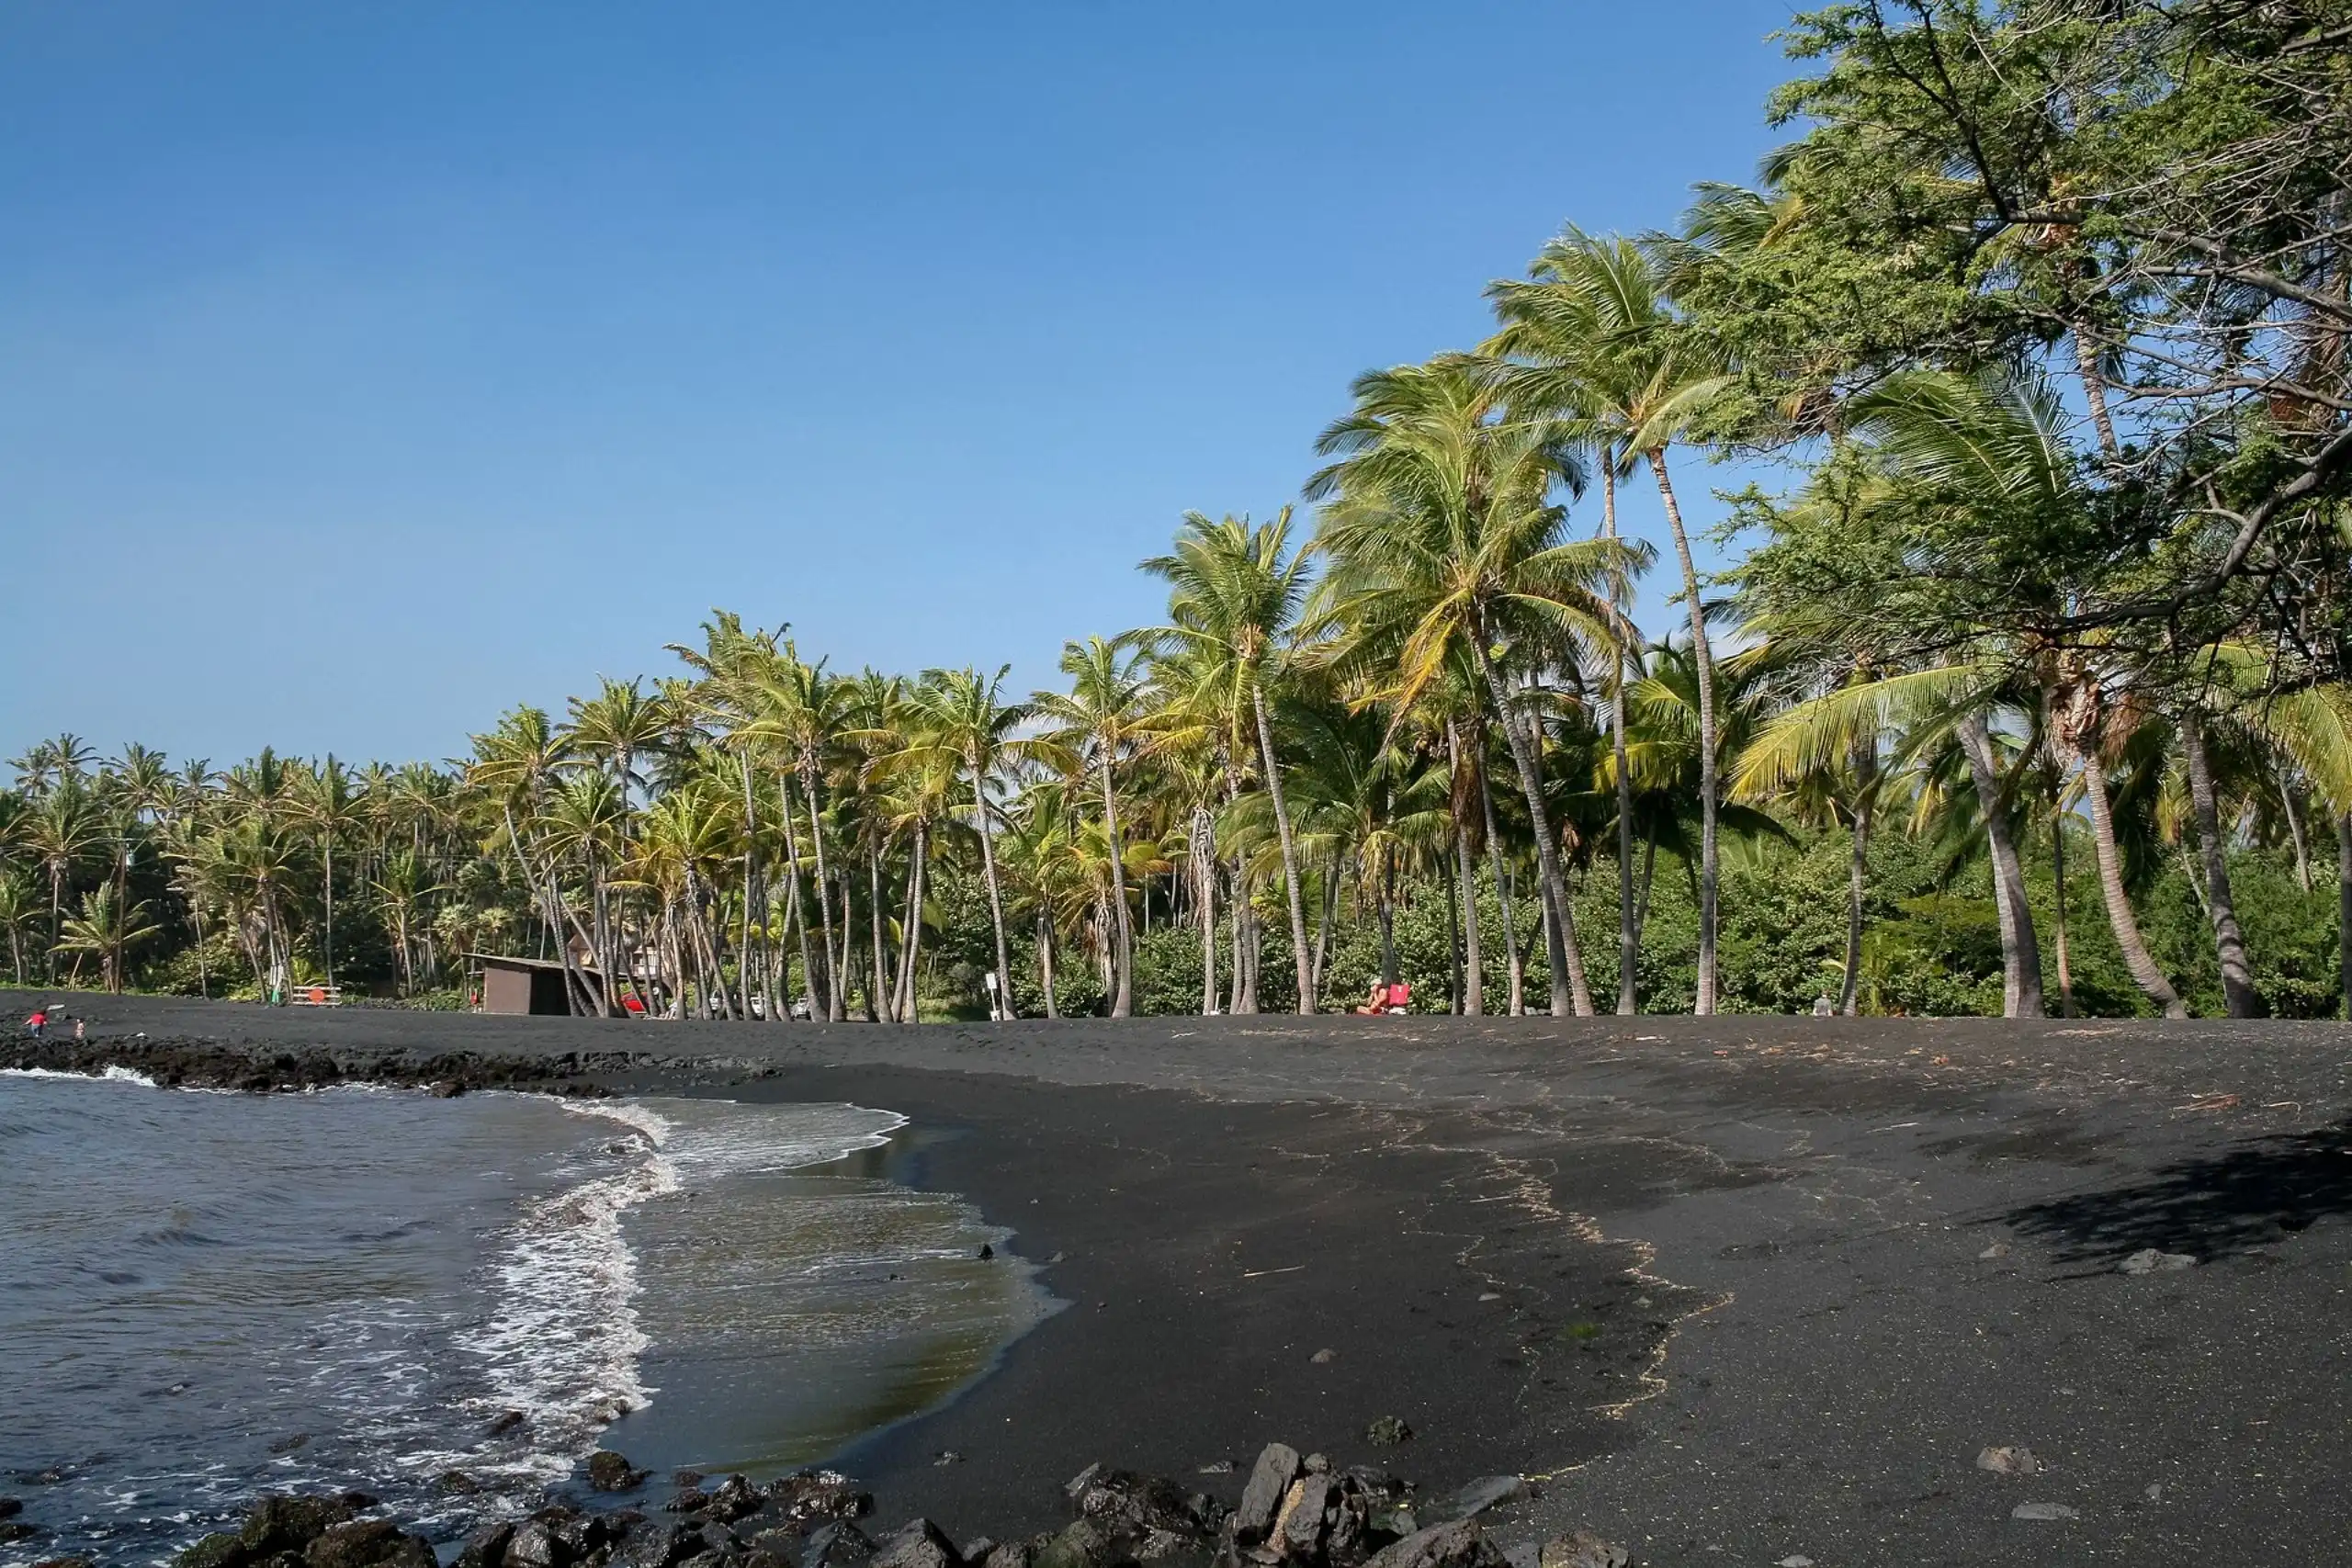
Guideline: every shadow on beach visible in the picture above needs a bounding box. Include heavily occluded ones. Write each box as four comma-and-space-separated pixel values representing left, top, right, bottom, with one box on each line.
1998, 1116, 2352, 1265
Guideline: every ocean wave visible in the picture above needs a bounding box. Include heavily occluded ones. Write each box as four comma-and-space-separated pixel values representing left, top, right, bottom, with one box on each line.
1, 1065, 159, 1087
447, 1100, 677, 1486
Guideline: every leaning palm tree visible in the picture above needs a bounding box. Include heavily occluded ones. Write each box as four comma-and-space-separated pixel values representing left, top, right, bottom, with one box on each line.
1487, 230, 1732, 1011
1032, 637, 1152, 1016
1140, 511, 1320, 1014
1306, 355, 1646, 1016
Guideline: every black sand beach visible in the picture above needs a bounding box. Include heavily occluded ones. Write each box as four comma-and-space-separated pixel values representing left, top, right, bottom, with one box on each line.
7, 993, 2350, 1565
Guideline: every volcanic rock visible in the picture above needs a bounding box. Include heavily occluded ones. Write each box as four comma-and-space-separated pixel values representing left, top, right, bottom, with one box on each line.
1234, 1447, 1302, 1543
240, 1497, 356, 1558
1363, 1520, 1503, 1568
873, 1518, 962, 1568
1538, 1534, 1626, 1568
588, 1451, 650, 1493
304, 1518, 435, 1568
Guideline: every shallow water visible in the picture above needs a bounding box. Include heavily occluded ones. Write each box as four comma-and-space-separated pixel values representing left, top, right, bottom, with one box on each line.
0, 1070, 1052, 1565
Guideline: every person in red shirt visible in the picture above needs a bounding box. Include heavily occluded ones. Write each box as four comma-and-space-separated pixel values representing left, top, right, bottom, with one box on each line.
25, 1007, 49, 1038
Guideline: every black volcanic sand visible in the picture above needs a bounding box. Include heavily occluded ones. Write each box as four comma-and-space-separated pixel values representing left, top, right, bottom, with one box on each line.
7, 991, 2352, 1565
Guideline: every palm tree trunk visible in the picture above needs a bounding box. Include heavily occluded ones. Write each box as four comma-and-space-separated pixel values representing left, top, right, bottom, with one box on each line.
322, 835, 334, 987
774, 775, 818, 1023
1037, 911, 1059, 1019
1252, 689, 1316, 1014
1100, 755, 1134, 1018
1233, 862, 1255, 1014
1445, 721, 1485, 1017
869, 849, 892, 1021
1193, 807, 1217, 1014
802, 770, 843, 1021
1313, 853, 1339, 999
1955, 714, 2046, 1018
971, 777, 1017, 1021
1475, 736, 1525, 1014
2078, 747, 2188, 1018
2280, 776, 2314, 892
2180, 709, 2260, 1016
1472, 643, 1589, 1016
1600, 458, 1639, 1016
2052, 800, 2077, 1017
2338, 811, 2351, 1021
2075, 330, 2122, 461
1645, 451, 1720, 1014
1840, 797, 1871, 1016
896, 824, 928, 1022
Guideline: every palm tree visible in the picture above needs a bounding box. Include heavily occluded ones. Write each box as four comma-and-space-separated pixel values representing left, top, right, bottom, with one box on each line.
899, 666, 1031, 1021
52, 884, 160, 993
290, 755, 364, 987
1141, 511, 1320, 1014
22, 780, 101, 982
1487, 229, 1731, 1011
1033, 637, 1151, 1016
0, 869, 37, 985
1306, 355, 1645, 1016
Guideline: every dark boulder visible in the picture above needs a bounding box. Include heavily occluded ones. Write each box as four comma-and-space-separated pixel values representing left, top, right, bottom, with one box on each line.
452, 1520, 515, 1568
1362, 1521, 1502, 1568
587, 1451, 650, 1494
704, 1474, 765, 1523
1070, 1469, 1222, 1540
1363, 1420, 1412, 1450
502, 1522, 563, 1568
305, 1519, 435, 1568
771, 1471, 872, 1530
175, 1533, 250, 1568
872, 1518, 961, 1568
240, 1498, 356, 1558
1031, 1520, 1111, 1568
1281, 1476, 1335, 1559
979, 1543, 1032, 1568
0, 1499, 21, 1519
1234, 1448, 1302, 1544
803, 1521, 876, 1568
613, 1522, 696, 1568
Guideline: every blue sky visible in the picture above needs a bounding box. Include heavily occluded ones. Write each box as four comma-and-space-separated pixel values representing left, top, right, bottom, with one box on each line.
3, 2, 1800, 768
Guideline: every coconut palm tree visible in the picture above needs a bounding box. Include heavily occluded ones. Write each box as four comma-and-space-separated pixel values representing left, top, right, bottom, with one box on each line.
290, 755, 364, 987
1032, 637, 1152, 1016
1487, 229, 1732, 1011
52, 884, 160, 993
22, 779, 101, 982
1141, 511, 1320, 1014
897, 666, 1032, 1021
1306, 355, 1645, 1016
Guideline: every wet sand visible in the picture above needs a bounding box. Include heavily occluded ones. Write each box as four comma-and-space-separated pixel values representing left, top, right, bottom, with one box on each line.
9, 992, 2351, 1564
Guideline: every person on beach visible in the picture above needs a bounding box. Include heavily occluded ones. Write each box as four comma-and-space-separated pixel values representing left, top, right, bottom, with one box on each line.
1352, 981, 1409, 1015
25, 1006, 48, 1038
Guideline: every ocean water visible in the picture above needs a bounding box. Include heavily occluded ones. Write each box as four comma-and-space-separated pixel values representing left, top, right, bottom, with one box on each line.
0, 1070, 1053, 1566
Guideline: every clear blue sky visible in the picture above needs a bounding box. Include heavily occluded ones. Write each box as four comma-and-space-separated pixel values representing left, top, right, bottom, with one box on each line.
4, 1, 1799, 769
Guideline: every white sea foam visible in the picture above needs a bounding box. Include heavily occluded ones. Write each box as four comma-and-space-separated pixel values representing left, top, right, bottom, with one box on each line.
440, 1095, 918, 1487
0, 1064, 158, 1087
445, 1099, 678, 1484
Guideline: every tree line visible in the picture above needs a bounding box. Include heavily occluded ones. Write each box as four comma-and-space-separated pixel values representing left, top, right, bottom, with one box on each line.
6, 1, 2349, 1020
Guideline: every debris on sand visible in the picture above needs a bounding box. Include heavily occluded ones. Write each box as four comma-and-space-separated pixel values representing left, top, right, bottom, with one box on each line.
2117, 1248, 2196, 1275
1975, 1446, 2040, 1476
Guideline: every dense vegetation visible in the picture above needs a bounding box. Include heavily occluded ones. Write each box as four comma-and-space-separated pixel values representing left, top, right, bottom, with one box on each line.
8, 1, 2350, 1021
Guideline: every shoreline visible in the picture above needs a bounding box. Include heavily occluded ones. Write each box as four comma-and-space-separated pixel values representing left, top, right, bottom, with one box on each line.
6, 994, 2352, 1564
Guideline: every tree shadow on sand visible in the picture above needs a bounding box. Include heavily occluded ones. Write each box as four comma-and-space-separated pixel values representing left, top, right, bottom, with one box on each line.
1998, 1117, 2352, 1266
